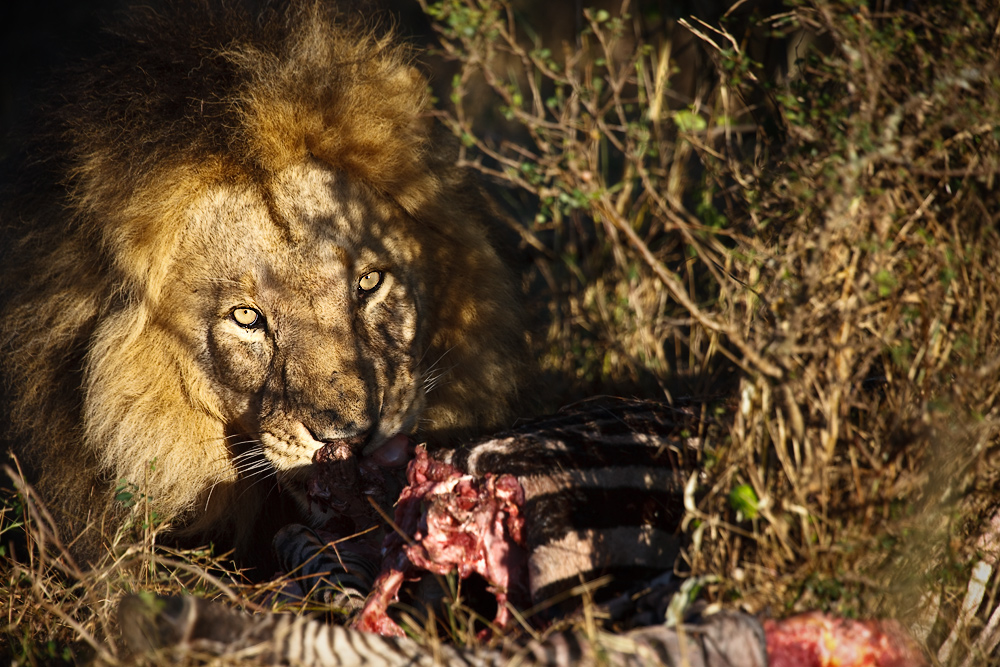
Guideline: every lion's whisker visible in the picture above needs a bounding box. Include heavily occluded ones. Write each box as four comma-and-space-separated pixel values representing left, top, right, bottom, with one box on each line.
236, 472, 283, 503
221, 431, 264, 443
229, 440, 263, 456
230, 445, 265, 460
421, 366, 455, 396
419, 348, 458, 397
421, 346, 454, 375
234, 463, 274, 478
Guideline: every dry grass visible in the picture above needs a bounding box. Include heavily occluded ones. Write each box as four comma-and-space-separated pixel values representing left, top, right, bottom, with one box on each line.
6, 0, 1000, 664
2, 461, 258, 665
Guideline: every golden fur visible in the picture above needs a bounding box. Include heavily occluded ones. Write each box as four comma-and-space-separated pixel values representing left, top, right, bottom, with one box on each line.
0, 1, 528, 564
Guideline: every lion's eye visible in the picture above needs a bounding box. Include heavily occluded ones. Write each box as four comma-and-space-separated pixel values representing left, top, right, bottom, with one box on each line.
231, 307, 263, 328
358, 270, 384, 294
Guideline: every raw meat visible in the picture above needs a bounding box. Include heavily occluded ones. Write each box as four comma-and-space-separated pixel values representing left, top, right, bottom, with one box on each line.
765, 612, 928, 667
355, 445, 530, 636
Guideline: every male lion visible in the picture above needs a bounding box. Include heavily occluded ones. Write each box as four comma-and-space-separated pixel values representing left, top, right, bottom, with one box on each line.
0, 1, 528, 567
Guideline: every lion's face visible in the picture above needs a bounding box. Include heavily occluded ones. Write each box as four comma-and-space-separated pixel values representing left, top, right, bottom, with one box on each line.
166, 161, 428, 502
2, 4, 529, 563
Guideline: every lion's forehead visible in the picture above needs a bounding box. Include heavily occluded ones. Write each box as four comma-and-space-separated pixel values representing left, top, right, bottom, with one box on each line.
181, 161, 409, 275
271, 161, 393, 239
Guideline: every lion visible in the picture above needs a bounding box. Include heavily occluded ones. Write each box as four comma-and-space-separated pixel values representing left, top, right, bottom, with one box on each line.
0, 1, 529, 567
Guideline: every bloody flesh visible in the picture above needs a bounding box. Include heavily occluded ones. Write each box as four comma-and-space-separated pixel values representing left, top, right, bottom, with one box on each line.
355, 445, 529, 636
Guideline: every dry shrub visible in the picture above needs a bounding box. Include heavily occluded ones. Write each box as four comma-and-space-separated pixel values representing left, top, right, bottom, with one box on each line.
719, 3, 1000, 661
422, 0, 1000, 662
418, 0, 774, 402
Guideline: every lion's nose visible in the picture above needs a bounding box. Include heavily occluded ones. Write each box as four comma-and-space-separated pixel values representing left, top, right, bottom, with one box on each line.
305, 420, 373, 453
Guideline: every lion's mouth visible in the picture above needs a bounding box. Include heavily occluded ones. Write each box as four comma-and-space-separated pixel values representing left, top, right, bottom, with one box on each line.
303, 433, 414, 536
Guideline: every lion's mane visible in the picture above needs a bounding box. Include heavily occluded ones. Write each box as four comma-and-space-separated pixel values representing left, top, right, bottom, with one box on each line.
0, 1, 528, 564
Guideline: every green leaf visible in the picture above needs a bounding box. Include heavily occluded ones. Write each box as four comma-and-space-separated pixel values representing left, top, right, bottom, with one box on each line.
673, 109, 707, 132
729, 483, 759, 520
114, 480, 137, 508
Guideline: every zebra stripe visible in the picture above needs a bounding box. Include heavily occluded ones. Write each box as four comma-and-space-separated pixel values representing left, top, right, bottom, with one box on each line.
119, 593, 767, 666
528, 525, 681, 600
273, 524, 379, 614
